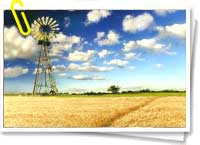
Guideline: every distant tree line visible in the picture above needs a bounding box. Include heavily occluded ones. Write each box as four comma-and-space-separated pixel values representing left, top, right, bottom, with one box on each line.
72, 85, 185, 95
5, 85, 186, 96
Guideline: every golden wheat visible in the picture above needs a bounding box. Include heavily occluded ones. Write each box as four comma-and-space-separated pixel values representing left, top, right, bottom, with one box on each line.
111, 97, 186, 128
4, 96, 185, 128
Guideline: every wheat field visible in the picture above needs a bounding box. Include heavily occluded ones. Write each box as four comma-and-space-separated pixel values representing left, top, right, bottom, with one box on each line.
4, 95, 186, 128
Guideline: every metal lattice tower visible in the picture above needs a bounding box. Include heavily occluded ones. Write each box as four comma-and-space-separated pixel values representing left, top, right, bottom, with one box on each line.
31, 16, 59, 95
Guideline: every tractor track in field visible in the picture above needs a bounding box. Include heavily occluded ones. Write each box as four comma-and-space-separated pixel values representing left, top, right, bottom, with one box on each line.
103, 97, 159, 127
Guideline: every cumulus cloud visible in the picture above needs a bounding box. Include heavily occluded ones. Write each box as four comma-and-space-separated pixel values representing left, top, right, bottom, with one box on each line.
34, 63, 113, 73
122, 13, 154, 33
52, 65, 67, 72
32, 65, 67, 74
126, 53, 145, 61
4, 66, 29, 78
68, 63, 113, 72
124, 53, 137, 59
123, 41, 137, 52
50, 32, 81, 57
94, 32, 105, 41
69, 75, 105, 80
95, 30, 120, 46
4, 26, 38, 60
154, 10, 176, 16
136, 38, 165, 51
53, 32, 80, 44
105, 59, 128, 67
98, 49, 112, 58
156, 23, 186, 39
67, 50, 96, 62
85, 10, 111, 25
122, 38, 165, 52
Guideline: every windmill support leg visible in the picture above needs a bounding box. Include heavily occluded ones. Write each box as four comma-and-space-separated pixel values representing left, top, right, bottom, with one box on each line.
33, 47, 42, 94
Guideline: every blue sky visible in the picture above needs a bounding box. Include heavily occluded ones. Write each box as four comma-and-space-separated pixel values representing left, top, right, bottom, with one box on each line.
4, 10, 186, 93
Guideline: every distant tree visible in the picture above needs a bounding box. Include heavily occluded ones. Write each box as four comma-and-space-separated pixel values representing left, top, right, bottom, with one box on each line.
107, 85, 120, 94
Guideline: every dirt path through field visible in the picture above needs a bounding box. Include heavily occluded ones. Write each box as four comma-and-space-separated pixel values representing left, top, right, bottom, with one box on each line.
111, 97, 186, 128
103, 97, 158, 126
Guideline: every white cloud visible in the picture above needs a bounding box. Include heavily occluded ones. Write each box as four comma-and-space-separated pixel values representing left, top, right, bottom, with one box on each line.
52, 65, 67, 72
68, 63, 113, 72
164, 50, 177, 56
162, 44, 177, 56
155, 63, 163, 68
125, 53, 145, 61
50, 32, 81, 57
95, 32, 105, 41
4, 66, 29, 78
69, 75, 105, 80
96, 30, 120, 46
105, 59, 128, 67
33, 65, 67, 74
85, 10, 111, 25
154, 10, 176, 16
123, 41, 137, 52
58, 73, 67, 77
40, 63, 113, 73
124, 53, 137, 60
98, 49, 112, 58
156, 23, 186, 39
136, 38, 165, 51
122, 38, 165, 52
67, 50, 96, 62
4, 26, 38, 60
122, 13, 154, 33
53, 32, 80, 43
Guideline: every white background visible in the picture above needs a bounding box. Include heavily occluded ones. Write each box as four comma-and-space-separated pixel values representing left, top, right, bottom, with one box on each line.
0, 0, 199, 144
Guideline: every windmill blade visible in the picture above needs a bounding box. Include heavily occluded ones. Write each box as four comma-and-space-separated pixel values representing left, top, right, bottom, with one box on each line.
50, 24, 59, 29
32, 25, 40, 33
48, 33, 56, 39
35, 34, 42, 40
33, 20, 40, 27
41, 17, 46, 25
45, 17, 49, 25
34, 32, 42, 39
33, 20, 39, 25
32, 28, 40, 35
31, 30, 37, 35
47, 18, 54, 25
48, 33, 55, 39
49, 20, 57, 27
56, 27, 60, 30
37, 33, 44, 40
32, 23, 40, 30
51, 27, 60, 31
37, 17, 43, 26
31, 27, 38, 34
31, 24, 36, 30
32, 33, 38, 39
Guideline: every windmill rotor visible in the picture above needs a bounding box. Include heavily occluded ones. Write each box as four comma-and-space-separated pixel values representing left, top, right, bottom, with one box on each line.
31, 16, 59, 41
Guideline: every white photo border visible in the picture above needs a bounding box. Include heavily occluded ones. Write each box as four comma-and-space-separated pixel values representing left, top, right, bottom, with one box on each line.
0, 0, 190, 132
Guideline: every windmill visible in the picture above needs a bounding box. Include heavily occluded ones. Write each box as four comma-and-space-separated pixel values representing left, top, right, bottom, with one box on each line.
31, 16, 59, 95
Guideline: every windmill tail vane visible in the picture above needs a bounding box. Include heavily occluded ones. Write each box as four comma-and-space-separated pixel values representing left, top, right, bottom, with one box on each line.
31, 16, 59, 95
